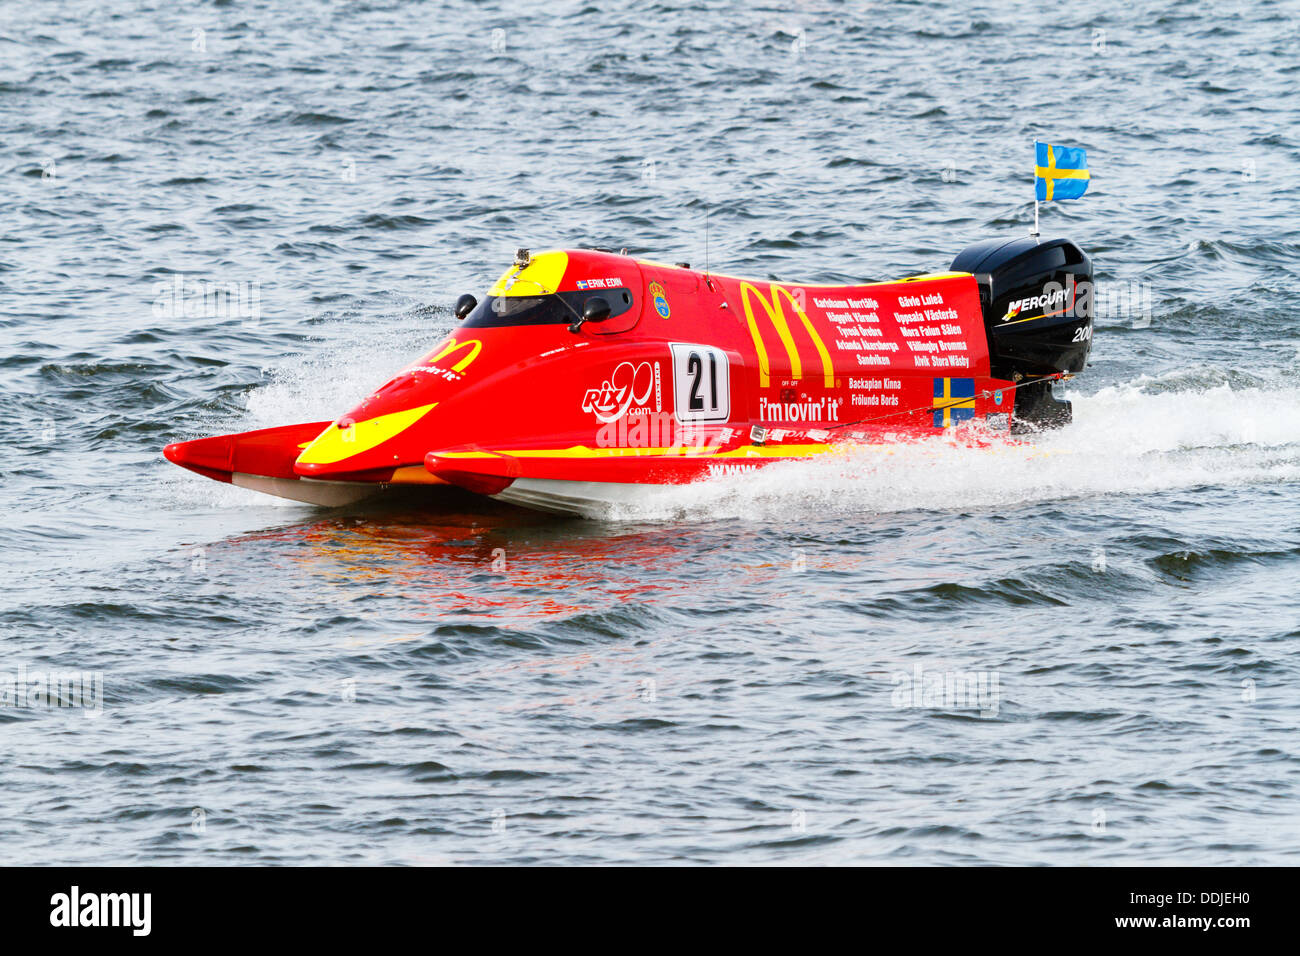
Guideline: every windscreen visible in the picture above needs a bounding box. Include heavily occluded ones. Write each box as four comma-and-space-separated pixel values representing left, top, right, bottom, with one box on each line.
460, 288, 635, 328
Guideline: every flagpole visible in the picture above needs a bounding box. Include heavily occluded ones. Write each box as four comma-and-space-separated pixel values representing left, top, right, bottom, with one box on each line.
1030, 140, 1040, 241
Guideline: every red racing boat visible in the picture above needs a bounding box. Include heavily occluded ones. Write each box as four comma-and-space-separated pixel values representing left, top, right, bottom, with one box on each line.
164, 236, 1094, 515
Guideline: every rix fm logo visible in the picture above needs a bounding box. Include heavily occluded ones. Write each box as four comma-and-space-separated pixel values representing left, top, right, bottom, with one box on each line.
581, 361, 661, 423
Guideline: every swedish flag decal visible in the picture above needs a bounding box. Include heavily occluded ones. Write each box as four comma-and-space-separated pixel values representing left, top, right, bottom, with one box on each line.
933, 377, 976, 427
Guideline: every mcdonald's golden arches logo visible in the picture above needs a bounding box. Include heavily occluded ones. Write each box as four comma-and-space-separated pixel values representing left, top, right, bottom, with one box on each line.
423, 336, 483, 373
739, 283, 835, 388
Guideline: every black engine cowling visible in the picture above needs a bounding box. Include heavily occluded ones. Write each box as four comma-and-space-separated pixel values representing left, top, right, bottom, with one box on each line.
950, 237, 1094, 430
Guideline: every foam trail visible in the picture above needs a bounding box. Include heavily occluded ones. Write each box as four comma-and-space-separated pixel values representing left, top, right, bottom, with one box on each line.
600, 375, 1300, 521
244, 322, 449, 428
167, 313, 453, 511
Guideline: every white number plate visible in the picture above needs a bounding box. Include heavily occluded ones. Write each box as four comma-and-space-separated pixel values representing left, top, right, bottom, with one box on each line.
669, 343, 730, 423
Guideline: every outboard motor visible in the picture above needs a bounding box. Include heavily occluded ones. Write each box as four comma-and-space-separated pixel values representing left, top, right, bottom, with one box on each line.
951, 237, 1093, 431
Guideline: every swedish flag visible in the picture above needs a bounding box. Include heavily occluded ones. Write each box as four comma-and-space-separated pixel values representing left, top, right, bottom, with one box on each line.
933, 378, 975, 428
1035, 142, 1090, 201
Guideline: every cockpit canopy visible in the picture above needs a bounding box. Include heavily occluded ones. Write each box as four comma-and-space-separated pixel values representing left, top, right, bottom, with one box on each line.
460, 288, 635, 328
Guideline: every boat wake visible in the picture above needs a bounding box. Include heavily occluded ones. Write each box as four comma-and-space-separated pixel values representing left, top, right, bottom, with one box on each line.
599, 369, 1300, 521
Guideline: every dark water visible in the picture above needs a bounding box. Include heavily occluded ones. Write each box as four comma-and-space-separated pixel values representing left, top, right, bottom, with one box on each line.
3, 0, 1299, 864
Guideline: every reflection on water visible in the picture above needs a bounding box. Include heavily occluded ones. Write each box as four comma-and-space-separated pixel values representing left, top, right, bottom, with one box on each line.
214, 497, 724, 630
